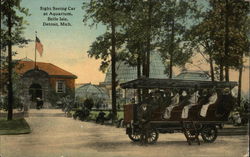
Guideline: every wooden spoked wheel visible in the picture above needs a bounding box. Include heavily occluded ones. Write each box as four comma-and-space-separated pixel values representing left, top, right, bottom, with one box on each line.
140, 128, 159, 144
128, 132, 141, 142
201, 125, 218, 143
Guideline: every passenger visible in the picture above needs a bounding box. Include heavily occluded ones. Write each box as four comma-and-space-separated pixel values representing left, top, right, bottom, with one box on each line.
146, 92, 153, 102
181, 90, 199, 119
216, 88, 233, 116
146, 90, 163, 111
200, 89, 218, 117
179, 90, 188, 102
130, 98, 135, 103
153, 90, 163, 100
163, 89, 172, 105
163, 89, 180, 119
197, 89, 210, 105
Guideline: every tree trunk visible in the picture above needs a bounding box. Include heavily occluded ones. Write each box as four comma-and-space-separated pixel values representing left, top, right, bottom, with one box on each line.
7, 3, 13, 121
141, 44, 147, 101
146, 0, 152, 78
142, 45, 146, 77
0, 0, 2, 93
219, 54, 224, 81
111, 2, 117, 122
0, 0, 2, 67
225, 67, 229, 82
169, 17, 175, 79
209, 53, 214, 82
169, 53, 173, 79
237, 54, 243, 107
137, 49, 141, 79
224, 0, 230, 82
219, 63, 224, 81
137, 48, 141, 103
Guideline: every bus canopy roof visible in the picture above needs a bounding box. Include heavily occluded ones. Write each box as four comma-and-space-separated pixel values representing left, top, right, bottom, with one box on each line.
120, 78, 238, 89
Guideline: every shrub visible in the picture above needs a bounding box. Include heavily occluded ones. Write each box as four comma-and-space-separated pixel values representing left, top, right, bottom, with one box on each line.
73, 107, 90, 121
84, 98, 94, 110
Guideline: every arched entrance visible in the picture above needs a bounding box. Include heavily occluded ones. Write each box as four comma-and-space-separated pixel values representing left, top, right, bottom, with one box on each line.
29, 84, 43, 101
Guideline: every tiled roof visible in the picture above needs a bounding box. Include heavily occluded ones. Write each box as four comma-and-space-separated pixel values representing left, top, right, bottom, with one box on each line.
15, 61, 77, 79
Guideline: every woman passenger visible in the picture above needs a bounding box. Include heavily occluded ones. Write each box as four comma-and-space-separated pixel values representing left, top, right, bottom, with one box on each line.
181, 90, 200, 119
200, 88, 218, 117
163, 89, 180, 119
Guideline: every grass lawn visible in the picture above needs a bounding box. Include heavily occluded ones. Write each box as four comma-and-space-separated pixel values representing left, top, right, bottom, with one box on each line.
0, 118, 31, 135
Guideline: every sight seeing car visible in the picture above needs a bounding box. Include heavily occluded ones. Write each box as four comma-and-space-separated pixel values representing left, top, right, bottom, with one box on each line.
120, 78, 238, 145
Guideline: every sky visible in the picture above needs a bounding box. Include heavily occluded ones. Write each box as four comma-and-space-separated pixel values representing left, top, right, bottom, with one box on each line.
14, 0, 249, 94
14, 0, 106, 84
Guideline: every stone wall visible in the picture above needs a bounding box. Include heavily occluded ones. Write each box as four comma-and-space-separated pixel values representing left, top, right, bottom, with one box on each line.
22, 69, 50, 108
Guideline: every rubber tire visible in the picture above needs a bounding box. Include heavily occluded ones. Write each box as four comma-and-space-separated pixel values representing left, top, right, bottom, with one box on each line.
201, 125, 218, 143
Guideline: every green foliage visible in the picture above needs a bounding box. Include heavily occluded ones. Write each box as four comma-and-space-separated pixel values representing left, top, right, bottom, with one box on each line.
188, 0, 250, 79
118, 0, 162, 70
0, 0, 31, 49
157, 0, 199, 76
84, 0, 200, 76
73, 107, 90, 121
47, 89, 59, 106
48, 87, 75, 107
1, 0, 30, 92
87, 32, 125, 72
0, 0, 30, 120
0, 72, 25, 110
83, 0, 128, 27
233, 98, 249, 113
83, 0, 249, 113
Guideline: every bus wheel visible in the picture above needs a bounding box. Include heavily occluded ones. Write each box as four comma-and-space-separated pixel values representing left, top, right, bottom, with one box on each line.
147, 128, 159, 144
201, 125, 218, 143
128, 132, 141, 142
140, 128, 159, 144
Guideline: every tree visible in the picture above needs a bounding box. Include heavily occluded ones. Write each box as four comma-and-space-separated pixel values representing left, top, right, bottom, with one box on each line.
209, 0, 249, 82
188, 0, 249, 107
158, 0, 197, 78
230, 2, 250, 106
187, 5, 217, 81
83, 0, 127, 121
0, 0, 29, 120
188, 0, 249, 84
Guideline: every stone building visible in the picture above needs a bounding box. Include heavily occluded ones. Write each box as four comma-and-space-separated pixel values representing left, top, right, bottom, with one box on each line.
15, 59, 77, 108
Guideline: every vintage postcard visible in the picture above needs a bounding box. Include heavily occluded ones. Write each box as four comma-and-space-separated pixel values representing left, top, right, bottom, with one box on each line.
0, 0, 249, 157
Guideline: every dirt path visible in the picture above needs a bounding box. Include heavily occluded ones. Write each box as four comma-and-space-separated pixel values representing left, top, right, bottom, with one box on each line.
0, 109, 248, 157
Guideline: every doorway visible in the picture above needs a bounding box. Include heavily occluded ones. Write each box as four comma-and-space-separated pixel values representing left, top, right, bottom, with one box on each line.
29, 83, 42, 102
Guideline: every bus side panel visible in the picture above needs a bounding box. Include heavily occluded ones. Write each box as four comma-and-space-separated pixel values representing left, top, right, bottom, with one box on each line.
124, 104, 134, 124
